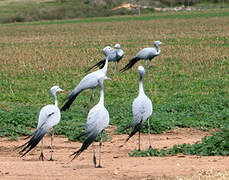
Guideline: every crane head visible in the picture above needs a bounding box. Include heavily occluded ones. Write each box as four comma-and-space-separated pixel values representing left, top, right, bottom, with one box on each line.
103, 46, 113, 56
154, 40, 163, 46
50, 86, 64, 95
114, 43, 121, 49
138, 66, 146, 76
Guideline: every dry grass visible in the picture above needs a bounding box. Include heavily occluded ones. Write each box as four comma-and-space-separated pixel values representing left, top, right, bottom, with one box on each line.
0, 16, 228, 76
0, 14, 228, 103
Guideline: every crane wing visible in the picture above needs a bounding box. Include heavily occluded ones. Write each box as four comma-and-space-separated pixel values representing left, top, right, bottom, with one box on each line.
61, 72, 99, 111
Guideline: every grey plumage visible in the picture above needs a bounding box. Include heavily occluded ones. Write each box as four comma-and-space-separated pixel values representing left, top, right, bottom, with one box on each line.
71, 75, 110, 168
18, 86, 63, 160
61, 46, 113, 111
120, 40, 162, 72
122, 66, 153, 151
86, 44, 124, 72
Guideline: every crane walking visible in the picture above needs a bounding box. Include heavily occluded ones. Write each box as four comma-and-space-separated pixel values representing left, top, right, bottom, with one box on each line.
71, 75, 110, 168
61, 46, 113, 111
86, 44, 124, 73
120, 41, 163, 72
17, 86, 63, 160
121, 66, 153, 151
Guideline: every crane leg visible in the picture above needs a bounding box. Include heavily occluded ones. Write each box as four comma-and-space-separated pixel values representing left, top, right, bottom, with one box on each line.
116, 62, 119, 72
39, 139, 45, 161
90, 88, 95, 102
113, 62, 116, 73
96, 130, 103, 168
145, 60, 147, 69
138, 130, 141, 151
147, 118, 152, 149
49, 128, 55, 161
92, 143, 96, 168
149, 60, 152, 70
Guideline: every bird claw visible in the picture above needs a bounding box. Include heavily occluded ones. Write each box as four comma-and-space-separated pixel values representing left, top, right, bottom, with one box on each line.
48, 157, 55, 161
39, 152, 45, 161
93, 155, 97, 168
96, 165, 103, 168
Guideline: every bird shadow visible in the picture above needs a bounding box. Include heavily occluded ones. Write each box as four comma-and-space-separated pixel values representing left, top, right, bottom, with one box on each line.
22, 158, 44, 162
72, 164, 94, 170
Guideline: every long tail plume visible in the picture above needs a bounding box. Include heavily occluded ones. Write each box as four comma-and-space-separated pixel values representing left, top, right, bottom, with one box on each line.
61, 92, 80, 111
125, 123, 142, 143
121, 124, 132, 132
120, 57, 140, 72
71, 132, 97, 161
86, 58, 106, 72
18, 127, 48, 157
119, 123, 142, 148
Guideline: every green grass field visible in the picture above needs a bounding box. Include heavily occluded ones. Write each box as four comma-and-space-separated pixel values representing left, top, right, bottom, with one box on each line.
0, 8, 229, 155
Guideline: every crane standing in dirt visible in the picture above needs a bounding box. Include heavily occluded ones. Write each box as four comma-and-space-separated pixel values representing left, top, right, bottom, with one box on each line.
71, 75, 110, 168
17, 86, 64, 161
121, 66, 153, 151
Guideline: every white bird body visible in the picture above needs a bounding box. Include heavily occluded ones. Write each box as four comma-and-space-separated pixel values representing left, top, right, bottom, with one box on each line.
61, 46, 113, 111
120, 41, 162, 72
111, 43, 124, 63
71, 75, 110, 168
122, 66, 153, 150
86, 103, 109, 133
132, 93, 152, 127
117, 48, 124, 58
135, 47, 159, 60
37, 104, 61, 129
68, 69, 106, 99
18, 86, 63, 160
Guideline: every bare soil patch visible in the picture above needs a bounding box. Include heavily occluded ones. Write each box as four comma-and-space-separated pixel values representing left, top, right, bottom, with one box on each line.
0, 128, 228, 180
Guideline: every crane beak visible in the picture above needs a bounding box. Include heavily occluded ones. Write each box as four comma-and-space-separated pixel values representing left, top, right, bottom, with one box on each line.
58, 88, 64, 92
105, 76, 111, 81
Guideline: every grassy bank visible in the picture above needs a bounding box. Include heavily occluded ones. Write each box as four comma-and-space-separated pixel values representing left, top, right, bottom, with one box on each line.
0, 0, 229, 24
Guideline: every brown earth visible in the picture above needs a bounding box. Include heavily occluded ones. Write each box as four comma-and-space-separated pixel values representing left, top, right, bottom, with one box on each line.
0, 128, 228, 180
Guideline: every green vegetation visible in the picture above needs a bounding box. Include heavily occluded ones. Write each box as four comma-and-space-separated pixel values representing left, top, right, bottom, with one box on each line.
0, 9, 229, 156
3, 9, 229, 26
0, 0, 135, 23
130, 125, 229, 157
0, 0, 229, 23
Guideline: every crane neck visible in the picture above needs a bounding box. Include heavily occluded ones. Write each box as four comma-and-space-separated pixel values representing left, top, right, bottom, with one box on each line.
139, 76, 145, 95
102, 56, 109, 74
117, 49, 123, 57
98, 83, 104, 106
155, 44, 161, 55
53, 93, 58, 107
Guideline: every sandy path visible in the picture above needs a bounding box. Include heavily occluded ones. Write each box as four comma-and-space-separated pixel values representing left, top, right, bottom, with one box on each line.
0, 128, 228, 180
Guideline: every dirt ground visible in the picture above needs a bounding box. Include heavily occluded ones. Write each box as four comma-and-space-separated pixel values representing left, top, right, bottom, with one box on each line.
0, 128, 229, 180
